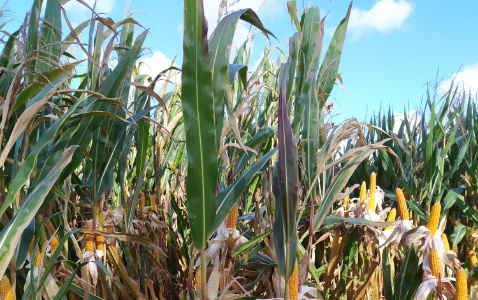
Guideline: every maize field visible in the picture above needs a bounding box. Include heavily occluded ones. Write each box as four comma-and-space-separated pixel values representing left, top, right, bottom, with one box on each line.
0, 0, 477, 299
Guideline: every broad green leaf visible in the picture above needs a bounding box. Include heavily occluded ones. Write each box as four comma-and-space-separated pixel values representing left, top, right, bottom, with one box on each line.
450, 224, 466, 247
232, 229, 272, 257
394, 245, 419, 300
317, 1, 352, 104
182, 0, 218, 249
0, 146, 76, 279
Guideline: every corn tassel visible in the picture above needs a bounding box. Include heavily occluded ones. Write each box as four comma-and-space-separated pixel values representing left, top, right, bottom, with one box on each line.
85, 220, 95, 252
429, 249, 441, 278
427, 203, 441, 237
0, 275, 13, 300
226, 203, 238, 229
395, 188, 409, 220
50, 237, 59, 252
289, 262, 299, 300
385, 208, 396, 230
455, 268, 467, 300
359, 181, 366, 204
441, 233, 450, 252
469, 250, 478, 269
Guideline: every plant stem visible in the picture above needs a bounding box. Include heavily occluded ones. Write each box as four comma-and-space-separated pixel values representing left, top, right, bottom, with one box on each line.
284, 240, 290, 300
201, 249, 207, 300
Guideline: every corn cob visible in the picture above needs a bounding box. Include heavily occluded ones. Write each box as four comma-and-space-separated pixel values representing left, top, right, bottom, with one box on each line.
96, 226, 104, 250
226, 203, 238, 229
455, 268, 467, 300
50, 237, 59, 252
140, 192, 145, 212
96, 202, 102, 223
289, 262, 299, 300
427, 203, 441, 237
29, 240, 34, 256
34, 251, 41, 268
441, 233, 450, 252
343, 193, 350, 207
469, 250, 478, 269
359, 181, 366, 204
370, 172, 376, 193
194, 270, 202, 291
85, 220, 95, 251
429, 249, 441, 278
385, 208, 396, 230
149, 194, 156, 212
0, 275, 13, 300
369, 191, 376, 212
395, 188, 409, 220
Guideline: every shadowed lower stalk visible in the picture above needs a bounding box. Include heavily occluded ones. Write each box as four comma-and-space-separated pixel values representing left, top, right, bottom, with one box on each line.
201, 249, 207, 300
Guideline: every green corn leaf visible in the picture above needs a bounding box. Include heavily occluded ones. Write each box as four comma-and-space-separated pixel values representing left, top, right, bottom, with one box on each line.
182, 0, 218, 249
317, 1, 352, 104
394, 245, 419, 300
0, 146, 76, 279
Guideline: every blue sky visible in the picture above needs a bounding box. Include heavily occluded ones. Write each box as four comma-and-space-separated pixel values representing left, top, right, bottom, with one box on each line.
5, 0, 478, 123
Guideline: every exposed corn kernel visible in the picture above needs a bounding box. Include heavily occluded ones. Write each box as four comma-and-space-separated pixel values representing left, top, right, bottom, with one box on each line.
395, 188, 409, 220
226, 203, 239, 229
359, 181, 366, 204
385, 208, 397, 230
85, 220, 95, 251
455, 268, 467, 300
343, 192, 350, 207
35, 251, 41, 268
369, 191, 376, 212
289, 262, 298, 300
429, 249, 441, 278
469, 250, 478, 269
194, 270, 202, 290
441, 233, 450, 253
50, 237, 59, 252
140, 192, 145, 212
370, 172, 376, 193
149, 194, 156, 212
427, 203, 441, 237
96, 226, 104, 250
0, 275, 13, 300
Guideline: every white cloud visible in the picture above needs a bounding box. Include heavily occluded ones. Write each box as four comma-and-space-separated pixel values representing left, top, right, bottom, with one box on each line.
63, 0, 115, 21
393, 110, 419, 134
139, 50, 180, 87
349, 0, 414, 39
438, 62, 478, 97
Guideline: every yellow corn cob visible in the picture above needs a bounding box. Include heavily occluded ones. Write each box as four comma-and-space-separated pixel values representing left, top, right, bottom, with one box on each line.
370, 172, 376, 193
429, 249, 441, 278
226, 203, 239, 229
35, 251, 41, 268
441, 233, 450, 252
0, 275, 13, 300
395, 188, 409, 220
96, 226, 104, 250
369, 191, 376, 212
85, 220, 95, 252
289, 262, 299, 300
29, 240, 34, 256
385, 208, 396, 230
140, 192, 145, 212
50, 237, 59, 252
359, 181, 366, 204
95, 202, 102, 223
427, 203, 441, 237
455, 268, 467, 300
194, 270, 202, 290
469, 250, 478, 269
149, 194, 156, 212
343, 193, 350, 207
